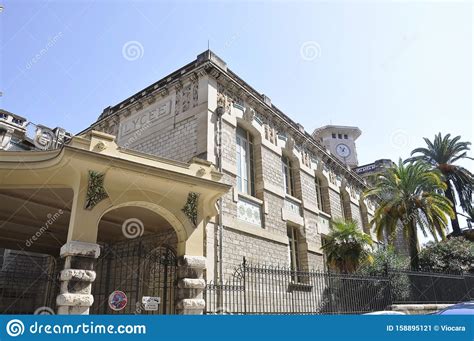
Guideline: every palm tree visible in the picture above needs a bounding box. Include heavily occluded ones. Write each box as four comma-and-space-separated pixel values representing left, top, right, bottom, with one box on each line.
364, 160, 454, 269
407, 133, 473, 236
321, 219, 373, 273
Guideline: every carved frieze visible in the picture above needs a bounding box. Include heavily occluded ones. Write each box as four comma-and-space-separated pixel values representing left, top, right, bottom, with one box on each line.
217, 82, 243, 112
264, 123, 277, 145
175, 81, 199, 115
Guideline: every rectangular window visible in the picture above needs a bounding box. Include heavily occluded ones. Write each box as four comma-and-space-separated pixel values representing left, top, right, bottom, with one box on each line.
338, 133, 342, 139
315, 177, 323, 210
340, 192, 346, 220
331, 133, 336, 139
282, 155, 295, 196
236, 126, 255, 196
288, 226, 301, 281
344, 134, 348, 139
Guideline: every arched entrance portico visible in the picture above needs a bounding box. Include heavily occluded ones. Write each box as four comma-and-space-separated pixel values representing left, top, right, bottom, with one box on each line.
91, 205, 180, 315
0, 131, 231, 315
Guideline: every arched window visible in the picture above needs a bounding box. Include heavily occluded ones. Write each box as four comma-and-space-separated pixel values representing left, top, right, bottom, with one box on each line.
236, 126, 255, 196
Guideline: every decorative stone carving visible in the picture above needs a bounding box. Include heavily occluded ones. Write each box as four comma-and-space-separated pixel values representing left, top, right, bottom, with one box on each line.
0, 128, 14, 150
243, 106, 255, 123
189, 72, 198, 82
285, 136, 295, 151
253, 111, 264, 126
329, 170, 337, 185
180, 255, 206, 269
134, 100, 143, 111
301, 150, 311, 168
277, 130, 287, 141
217, 83, 231, 113
60, 269, 96, 282
178, 278, 206, 289
237, 197, 262, 226
57, 241, 101, 315
192, 80, 199, 107
94, 141, 106, 151
160, 88, 169, 97
147, 93, 156, 104
181, 84, 192, 112
84, 170, 108, 210
175, 81, 199, 114
182, 192, 200, 226
350, 185, 357, 199
176, 255, 207, 315
60, 240, 101, 258
217, 82, 243, 112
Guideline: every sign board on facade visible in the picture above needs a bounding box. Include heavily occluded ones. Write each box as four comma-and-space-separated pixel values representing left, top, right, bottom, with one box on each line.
354, 163, 377, 175
108, 290, 128, 311
142, 296, 161, 311
119, 100, 171, 139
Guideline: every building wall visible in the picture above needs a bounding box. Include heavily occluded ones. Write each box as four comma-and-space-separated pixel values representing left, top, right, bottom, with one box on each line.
92, 71, 377, 283
351, 202, 363, 229
328, 188, 344, 220
129, 116, 197, 163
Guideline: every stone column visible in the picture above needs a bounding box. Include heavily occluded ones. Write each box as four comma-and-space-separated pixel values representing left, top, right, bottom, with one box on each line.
56, 241, 100, 315
176, 255, 206, 315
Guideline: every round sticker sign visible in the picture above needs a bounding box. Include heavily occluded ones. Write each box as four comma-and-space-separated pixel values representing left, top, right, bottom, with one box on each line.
108, 291, 127, 311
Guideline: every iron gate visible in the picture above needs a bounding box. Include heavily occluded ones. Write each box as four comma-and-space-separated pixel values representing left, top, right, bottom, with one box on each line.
0, 252, 61, 314
90, 234, 178, 315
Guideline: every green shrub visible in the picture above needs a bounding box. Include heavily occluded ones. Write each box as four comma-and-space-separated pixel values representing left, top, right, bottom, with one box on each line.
360, 246, 411, 301
418, 237, 474, 273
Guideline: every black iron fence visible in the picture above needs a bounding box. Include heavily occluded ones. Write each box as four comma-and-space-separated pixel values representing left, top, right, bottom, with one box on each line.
205, 259, 391, 314
205, 259, 474, 315
389, 270, 474, 304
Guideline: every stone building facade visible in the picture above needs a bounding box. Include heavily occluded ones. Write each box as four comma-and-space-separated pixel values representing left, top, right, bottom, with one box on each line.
84, 50, 377, 283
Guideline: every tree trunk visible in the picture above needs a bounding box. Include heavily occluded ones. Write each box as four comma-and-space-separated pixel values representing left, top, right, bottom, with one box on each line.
445, 181, 462, 236
408, 221, 419, 270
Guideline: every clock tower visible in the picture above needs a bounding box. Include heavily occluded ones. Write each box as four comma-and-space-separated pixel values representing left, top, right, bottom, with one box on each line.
312, 125, 361, 168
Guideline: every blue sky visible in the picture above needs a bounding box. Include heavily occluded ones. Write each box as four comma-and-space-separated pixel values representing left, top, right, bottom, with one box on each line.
1, 1, 472, 227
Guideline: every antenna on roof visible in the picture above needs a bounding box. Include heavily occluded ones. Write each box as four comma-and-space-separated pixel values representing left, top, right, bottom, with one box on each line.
208, 39, 210, 50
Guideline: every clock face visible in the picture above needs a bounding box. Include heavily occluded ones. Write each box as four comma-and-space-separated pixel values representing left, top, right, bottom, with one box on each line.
336, 143, 351, 158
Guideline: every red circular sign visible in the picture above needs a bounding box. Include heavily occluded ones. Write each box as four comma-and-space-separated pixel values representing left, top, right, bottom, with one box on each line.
108, 290, 128, 311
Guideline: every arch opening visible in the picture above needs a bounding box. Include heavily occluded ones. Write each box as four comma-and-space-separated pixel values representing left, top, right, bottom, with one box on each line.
91, 205, 180, 315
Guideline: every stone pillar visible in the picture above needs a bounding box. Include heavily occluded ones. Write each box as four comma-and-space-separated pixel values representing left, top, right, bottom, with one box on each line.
176, 255, 206, 315
56, 241, 100, 315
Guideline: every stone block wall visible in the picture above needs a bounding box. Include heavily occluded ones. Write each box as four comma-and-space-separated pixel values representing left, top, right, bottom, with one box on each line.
221, 227, 289, 278
129, 116, 197, 163
328, 188, 344, 220
351, 202, 363, 229
300, 171, 318, 210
